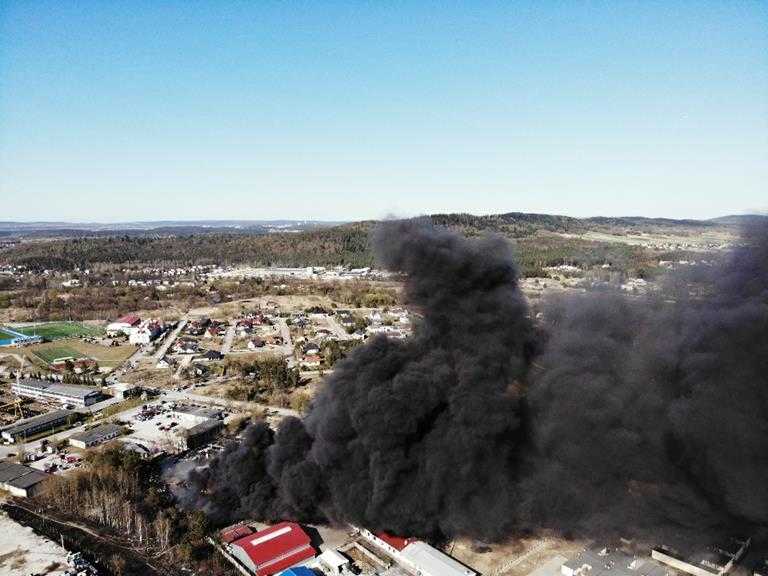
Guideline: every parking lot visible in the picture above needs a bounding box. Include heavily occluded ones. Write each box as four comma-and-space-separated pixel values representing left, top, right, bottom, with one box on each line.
115, 399, 233, 455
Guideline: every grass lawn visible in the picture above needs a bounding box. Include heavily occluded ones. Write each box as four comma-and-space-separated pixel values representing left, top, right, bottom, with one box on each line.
16, 322, 104, 340
24, 338, 135, 370
32, 345, 85, 364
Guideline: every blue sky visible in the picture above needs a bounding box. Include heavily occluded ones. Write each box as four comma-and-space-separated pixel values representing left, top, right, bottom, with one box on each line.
1, 1, 766, 222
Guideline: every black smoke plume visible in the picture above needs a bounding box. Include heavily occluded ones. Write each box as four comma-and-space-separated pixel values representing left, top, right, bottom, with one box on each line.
522, 222, 768, 544
188, 219, 768, 546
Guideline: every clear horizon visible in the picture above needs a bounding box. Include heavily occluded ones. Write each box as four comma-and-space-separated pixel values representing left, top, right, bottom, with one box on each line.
1, 2, 766, 222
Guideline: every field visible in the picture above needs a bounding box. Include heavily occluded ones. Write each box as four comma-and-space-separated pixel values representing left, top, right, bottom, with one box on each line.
15, 322, 103, 340
24, 339, 135, 370
31, 345, 85, 364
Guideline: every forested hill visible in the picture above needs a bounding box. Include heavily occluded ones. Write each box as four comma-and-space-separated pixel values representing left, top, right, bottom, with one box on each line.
0, 211, 735, 276
0, 223, 374, 271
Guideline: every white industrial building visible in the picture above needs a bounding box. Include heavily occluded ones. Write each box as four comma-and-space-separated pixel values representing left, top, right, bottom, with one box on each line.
359, 528, 476, 576
652, 539, 751, 576
0, 461, 50, 497
12, 378, 101, 407
1, 409, 77, 443
129, 320, 165, 345
106, 314, 141, 335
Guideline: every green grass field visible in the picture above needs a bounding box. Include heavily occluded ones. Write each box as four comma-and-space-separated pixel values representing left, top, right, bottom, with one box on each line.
16, 322, 104, 340
32, 345, 85, 364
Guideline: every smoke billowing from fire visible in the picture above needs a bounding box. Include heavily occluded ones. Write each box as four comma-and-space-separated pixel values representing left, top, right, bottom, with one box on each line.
187, 220, 768, 545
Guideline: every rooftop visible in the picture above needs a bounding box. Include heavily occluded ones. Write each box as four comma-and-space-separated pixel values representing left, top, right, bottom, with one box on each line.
116, 314, 141, 325
567, 548, 670, 576
69, 423, 123, 444
0, 461, 49, 489
14, 378, 102, 401
1, 409, 76, 436
230, 521, 313, 574
400, 541, 476, 576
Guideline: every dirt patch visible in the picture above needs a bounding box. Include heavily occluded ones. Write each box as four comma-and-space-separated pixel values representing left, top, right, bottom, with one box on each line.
450, 535, 586, 576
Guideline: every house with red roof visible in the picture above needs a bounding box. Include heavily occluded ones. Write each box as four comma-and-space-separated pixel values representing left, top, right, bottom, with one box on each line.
106, 314, 142, 335
227, 521, 316, 576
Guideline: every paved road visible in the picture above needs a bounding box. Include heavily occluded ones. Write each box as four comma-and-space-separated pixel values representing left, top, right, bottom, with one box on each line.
220, 322, 237, 354
163, 389, 299, 418
153, 319, 188, 362
325, 315, 353, 340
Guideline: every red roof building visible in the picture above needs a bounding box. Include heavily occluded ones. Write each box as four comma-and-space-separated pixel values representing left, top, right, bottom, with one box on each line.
376, 532, 416, 552
221, 523, 253, 544
116, 314, 141, 326
229, 522, 315, 576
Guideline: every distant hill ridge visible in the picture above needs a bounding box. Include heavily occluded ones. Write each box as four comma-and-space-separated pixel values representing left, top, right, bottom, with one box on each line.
1, 211, 762, 237
0, 211, 760, 275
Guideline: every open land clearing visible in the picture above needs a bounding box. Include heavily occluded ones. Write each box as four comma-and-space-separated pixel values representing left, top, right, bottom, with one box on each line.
0, 509, 68, 576
450, 535, 586, 576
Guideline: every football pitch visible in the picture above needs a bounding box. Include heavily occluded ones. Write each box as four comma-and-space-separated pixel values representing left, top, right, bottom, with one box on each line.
31, 345, 86, 364
15, 322, 103, 340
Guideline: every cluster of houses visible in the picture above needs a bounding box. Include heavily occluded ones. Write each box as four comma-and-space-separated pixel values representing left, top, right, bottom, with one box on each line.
365, 307, 412, 339
106, 314, 171, 346
298, 341, 322, 368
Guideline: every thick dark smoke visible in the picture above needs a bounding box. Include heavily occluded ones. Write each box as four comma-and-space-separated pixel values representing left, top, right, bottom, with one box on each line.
187, 220, 768, 546
522, 222, 768, 544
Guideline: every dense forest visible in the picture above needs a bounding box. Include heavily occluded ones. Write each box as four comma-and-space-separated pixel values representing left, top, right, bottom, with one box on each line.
40, 445, 234, 575
0, 212, 722, 277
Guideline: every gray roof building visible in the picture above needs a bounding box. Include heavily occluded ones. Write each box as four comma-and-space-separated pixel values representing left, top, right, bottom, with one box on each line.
1, 409, 77, 443
12, 378, 102, 406
563, 548, 670, 576
69, 423, 124, 448
0, 460, 50, 497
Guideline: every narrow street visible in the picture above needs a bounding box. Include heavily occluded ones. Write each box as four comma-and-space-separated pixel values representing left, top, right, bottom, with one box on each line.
220, 322, 237, 354
152, 319, 188, 362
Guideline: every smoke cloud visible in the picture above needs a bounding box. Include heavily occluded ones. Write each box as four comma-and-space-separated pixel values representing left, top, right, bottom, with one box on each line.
187, 220, 768, 546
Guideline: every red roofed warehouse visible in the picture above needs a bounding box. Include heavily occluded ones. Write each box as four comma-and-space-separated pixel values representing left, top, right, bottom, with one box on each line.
376, 532, 415, 552
107, 314, 142, 335
228, 521, 315, 576
117, 314, 141, 326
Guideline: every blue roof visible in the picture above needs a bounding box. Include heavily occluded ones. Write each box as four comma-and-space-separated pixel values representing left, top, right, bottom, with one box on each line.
280, 569, 316, 576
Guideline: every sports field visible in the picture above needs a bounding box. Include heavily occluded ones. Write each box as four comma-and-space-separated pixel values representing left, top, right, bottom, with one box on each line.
24, 338, 135, 370
32, 345, 85, 364
15, 322, 104, 340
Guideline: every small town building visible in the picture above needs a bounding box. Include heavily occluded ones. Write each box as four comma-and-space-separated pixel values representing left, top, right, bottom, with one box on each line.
69, 423, 124, 449
107, 314, 141, 335
12, 378, 102, 407
129, 320, 164, 345
248, 337, 265, 350
359, 529, 476, 576
0, 461, 50, 497
1, 410, 78, 443
652, 539, 751, 576
317, 549, 350, 574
